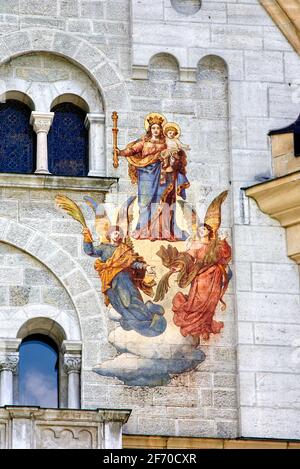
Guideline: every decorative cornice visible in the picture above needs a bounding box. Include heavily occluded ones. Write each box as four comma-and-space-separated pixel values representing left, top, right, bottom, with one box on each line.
260, 0, 300, 55
0, 353, 19, 373
246, 171, 300, 263
61, 341, 82, 355
0, 173, 118, 192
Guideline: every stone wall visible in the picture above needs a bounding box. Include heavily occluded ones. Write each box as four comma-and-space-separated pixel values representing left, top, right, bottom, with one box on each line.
0, 242, 78, 339
0, 0, 299, 440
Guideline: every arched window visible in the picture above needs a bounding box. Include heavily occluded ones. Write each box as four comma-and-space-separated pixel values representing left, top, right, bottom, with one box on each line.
48, 102, 88, 176
0, 99, 36, 174
18, 334, 59, 408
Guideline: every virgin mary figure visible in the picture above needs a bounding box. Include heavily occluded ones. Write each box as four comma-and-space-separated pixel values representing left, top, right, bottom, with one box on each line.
117, 113, 190, 241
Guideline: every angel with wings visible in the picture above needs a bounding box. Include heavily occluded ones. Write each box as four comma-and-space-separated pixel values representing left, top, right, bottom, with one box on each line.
55, 195, 166, 338
155, 191, 232, 341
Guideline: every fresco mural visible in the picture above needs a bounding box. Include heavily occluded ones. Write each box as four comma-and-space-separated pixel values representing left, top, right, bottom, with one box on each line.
55, 112, 232, 386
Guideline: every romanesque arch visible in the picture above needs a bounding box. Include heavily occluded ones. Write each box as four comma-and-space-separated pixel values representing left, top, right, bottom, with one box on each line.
0, 217, 107, 367
0, 28, 130, 112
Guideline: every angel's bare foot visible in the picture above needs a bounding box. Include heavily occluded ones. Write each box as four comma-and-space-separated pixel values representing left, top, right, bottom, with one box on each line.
193, 337, 200, 348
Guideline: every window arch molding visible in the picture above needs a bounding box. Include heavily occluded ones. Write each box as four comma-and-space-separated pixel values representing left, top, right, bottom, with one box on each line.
3, 90, 35, 111
0, 28, 129, 111
17, 317, 67, 345
50, 94, 90, 114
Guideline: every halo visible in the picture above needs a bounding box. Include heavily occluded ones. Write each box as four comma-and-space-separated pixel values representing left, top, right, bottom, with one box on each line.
163, 121, 181, 138
144, 112, 167, 131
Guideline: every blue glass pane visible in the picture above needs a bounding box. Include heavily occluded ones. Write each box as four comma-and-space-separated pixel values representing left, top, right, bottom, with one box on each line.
19, 335, 59, 408
0, 100, 35, 174
48, 102, 88, 176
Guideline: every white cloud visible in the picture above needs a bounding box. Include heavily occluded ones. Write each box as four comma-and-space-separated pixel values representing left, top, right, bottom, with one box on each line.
20, 370, 57, 407
93, 324, 205, 386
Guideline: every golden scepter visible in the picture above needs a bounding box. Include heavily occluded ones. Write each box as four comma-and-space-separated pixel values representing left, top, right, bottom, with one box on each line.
112, 111, 119, 168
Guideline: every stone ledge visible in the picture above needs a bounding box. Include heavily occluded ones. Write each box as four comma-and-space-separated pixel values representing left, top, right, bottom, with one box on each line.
0, 173, 118, 192
132, 64, 197, 82
3, 406, 131, 423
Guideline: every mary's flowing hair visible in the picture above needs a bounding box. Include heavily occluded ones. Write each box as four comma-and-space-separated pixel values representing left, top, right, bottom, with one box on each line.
144, 125, 165, 143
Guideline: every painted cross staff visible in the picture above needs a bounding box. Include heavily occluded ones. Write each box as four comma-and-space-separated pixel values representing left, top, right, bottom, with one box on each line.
112, 111, 119, 168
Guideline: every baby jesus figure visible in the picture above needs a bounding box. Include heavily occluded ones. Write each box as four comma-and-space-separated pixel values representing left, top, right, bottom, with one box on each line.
160, 122, 190, 185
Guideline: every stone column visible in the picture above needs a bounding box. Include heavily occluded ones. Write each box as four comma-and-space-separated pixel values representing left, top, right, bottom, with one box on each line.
62, 341, 82, 409
84, 113, 106, 177
30, 112, 54, 175
0, 354, 19, 406
63, 355, 81, 409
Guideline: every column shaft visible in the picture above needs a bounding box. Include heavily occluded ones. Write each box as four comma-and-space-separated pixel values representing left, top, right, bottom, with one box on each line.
68, 371, 80, 409
0, 369, 13, 406
36, 131, 49, 174
63, 353, 81, 409
85, 113, 106, 177
30, 112, 54, 175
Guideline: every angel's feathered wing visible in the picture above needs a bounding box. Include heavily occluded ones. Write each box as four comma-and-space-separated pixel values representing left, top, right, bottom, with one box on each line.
154, 245, 195, 302
83, 196, 110, 243
204, 190, 228, 238
55, 195, 88, 228
116, 196, 136, 237
177, 199, 201, 238
154, 245, 179, 302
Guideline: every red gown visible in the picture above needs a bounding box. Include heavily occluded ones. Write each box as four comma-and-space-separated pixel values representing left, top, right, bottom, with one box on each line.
172, 239, 231, 340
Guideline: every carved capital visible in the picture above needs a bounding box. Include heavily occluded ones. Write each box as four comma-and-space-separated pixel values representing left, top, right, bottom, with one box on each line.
63, 355, 81, 374
30, 112, 54, 134
0, 353, 19, 373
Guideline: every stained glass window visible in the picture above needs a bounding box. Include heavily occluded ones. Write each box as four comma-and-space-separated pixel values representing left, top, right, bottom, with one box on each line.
48, 102, 88, 176
18, 334, 59, 408
0, 99, 35, 174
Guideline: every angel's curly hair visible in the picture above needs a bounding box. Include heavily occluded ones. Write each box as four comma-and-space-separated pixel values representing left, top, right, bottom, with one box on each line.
196, 223, 214, 240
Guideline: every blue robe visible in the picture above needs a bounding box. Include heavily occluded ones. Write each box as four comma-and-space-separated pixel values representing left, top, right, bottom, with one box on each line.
134, 162, 189, 241
84, 241, 167, 337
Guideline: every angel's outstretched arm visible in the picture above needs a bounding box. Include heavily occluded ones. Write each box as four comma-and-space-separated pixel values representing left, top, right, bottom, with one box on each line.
82, 228, 103, 258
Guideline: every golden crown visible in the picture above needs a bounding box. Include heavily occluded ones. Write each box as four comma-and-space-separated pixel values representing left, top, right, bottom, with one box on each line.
144, 113, 166, 131
147, 115, 165, 127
